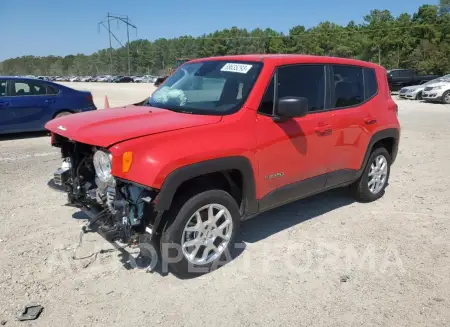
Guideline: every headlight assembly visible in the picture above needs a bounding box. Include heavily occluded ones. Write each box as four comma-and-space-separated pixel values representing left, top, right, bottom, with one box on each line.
93, 150, 113, 183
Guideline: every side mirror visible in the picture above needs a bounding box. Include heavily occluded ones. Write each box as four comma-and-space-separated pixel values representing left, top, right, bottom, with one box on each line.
274, 97, 308, 121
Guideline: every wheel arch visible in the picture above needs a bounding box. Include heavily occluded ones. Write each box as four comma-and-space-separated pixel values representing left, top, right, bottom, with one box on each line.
360, 128, 400, 173
154, 156, 257, 216
52, 109, 74, 119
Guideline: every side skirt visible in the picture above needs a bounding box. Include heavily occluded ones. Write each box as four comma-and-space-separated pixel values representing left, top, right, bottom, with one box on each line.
254, 169, 359, 217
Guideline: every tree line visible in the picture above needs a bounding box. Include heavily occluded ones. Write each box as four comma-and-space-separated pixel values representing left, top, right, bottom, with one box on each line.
1, 4, 450, 77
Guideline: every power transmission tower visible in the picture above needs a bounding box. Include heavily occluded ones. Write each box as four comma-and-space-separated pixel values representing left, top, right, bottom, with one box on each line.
98, 13, 137, 75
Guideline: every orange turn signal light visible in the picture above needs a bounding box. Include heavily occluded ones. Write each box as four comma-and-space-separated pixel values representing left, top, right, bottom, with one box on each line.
122, 151, 133, 173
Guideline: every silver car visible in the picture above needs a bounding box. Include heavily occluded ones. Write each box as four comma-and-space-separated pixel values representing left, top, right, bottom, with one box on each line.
399, 74, 450, 100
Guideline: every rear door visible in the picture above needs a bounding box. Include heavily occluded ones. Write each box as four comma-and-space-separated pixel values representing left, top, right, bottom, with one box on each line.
324, 65, 376, 187
8, 80, 57, 132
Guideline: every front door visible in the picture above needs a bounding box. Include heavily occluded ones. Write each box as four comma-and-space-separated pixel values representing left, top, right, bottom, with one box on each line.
255, 64, 335, 211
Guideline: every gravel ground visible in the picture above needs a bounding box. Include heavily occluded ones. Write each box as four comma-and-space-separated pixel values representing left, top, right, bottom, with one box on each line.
0, 87, 449, 326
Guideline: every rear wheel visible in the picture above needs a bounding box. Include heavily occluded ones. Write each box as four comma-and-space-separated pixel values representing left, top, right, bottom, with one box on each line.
351, 147, 391, 202
442, 91, 450, 104
161, 189, 240, 277
54, 111, 72, 119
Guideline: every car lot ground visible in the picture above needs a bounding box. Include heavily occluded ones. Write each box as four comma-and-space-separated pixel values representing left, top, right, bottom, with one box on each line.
0, 85, 449, 326
59, 82, 157, 108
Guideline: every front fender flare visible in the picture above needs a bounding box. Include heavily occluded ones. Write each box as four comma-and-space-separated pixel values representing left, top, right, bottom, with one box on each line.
154, 156, 257, 215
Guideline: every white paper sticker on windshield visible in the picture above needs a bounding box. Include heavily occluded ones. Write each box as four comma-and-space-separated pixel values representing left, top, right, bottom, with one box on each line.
221, 63, 253, 74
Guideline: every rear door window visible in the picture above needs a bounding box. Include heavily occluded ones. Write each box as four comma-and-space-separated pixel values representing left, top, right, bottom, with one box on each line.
331, 65, 364, 108
12, 80, 47, 96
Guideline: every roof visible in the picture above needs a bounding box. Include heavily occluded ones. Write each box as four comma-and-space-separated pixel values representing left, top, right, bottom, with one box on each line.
0, 76, 44, 81
189, 54, 381, 69
0, 76, 67, 89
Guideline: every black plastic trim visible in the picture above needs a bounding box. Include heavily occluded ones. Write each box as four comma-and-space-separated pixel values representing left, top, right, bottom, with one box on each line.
258, 174, 327, 213
257, 169, 361, 214
325, 169, 359, 188
155, 156, 257, 215
115, 177, 157, 191
359, 128, 400, 172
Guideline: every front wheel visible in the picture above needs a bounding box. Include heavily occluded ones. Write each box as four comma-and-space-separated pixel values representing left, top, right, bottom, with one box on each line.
442, 91, 450, 104
416, 91, 423, 100
161, 190, 240, 277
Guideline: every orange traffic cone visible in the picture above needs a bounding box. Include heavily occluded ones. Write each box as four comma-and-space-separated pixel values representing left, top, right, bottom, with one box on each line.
104, 95, 110, 109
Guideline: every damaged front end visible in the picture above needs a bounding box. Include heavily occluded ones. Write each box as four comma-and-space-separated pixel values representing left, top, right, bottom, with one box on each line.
49, 133, 160, 244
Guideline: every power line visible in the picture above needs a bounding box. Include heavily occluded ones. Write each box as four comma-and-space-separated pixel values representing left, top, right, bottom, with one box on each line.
98, 13, 137, 75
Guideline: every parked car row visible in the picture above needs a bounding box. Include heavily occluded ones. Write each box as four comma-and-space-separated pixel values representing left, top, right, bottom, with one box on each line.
398, 74, 450, 104
13, 75, 159, 83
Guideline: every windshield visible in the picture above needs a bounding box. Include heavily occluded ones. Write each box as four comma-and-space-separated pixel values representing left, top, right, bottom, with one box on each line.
146, 60, 263, 115
425, 74, 450, 85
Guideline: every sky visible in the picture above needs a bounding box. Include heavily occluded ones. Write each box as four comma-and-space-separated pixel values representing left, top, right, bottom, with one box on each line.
0, 0, 431, 61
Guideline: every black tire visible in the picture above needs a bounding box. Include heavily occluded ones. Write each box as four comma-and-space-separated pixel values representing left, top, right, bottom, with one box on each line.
416, 91, 423, 100
54, 111, 72, 119
351, 147, 391, 202
161, 189, 240, 277
442, 90, 450, 104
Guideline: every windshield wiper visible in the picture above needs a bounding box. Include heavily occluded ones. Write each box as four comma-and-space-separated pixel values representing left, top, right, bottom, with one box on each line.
164, 107, 194, 114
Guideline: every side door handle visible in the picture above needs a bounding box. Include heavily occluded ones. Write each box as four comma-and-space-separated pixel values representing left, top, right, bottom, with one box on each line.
364, 116, 377, 125
315, 124, 332, 135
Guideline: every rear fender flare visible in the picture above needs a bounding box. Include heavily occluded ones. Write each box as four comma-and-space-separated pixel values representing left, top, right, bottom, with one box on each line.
154, 156, 257, 216
359, 128, 400, 173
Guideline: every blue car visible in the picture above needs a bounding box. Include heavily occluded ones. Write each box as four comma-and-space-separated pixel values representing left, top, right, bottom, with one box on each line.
0, 77, 96, 134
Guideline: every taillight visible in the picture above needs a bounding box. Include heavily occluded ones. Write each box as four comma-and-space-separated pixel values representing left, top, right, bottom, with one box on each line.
86, 94, 93, 104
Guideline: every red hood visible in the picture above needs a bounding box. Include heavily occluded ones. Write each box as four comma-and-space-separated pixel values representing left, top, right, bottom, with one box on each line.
45, 105, 222, 147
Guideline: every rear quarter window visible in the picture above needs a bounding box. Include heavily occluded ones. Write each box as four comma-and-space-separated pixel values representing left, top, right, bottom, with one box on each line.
46, 85, 60, 95
364, 68, 378, 100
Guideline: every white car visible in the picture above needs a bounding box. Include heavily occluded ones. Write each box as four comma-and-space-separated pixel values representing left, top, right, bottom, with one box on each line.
398, 74, 450, 100
97, 75, 112, 82
141, 75, 157, 83
422, 80, 450, 104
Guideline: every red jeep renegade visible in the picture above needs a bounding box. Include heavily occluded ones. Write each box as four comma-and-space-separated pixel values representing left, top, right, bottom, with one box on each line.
46, 55, 400, 276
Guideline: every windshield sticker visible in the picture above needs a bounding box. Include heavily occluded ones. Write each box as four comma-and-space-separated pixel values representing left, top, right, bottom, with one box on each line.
220, 63, 253, 74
